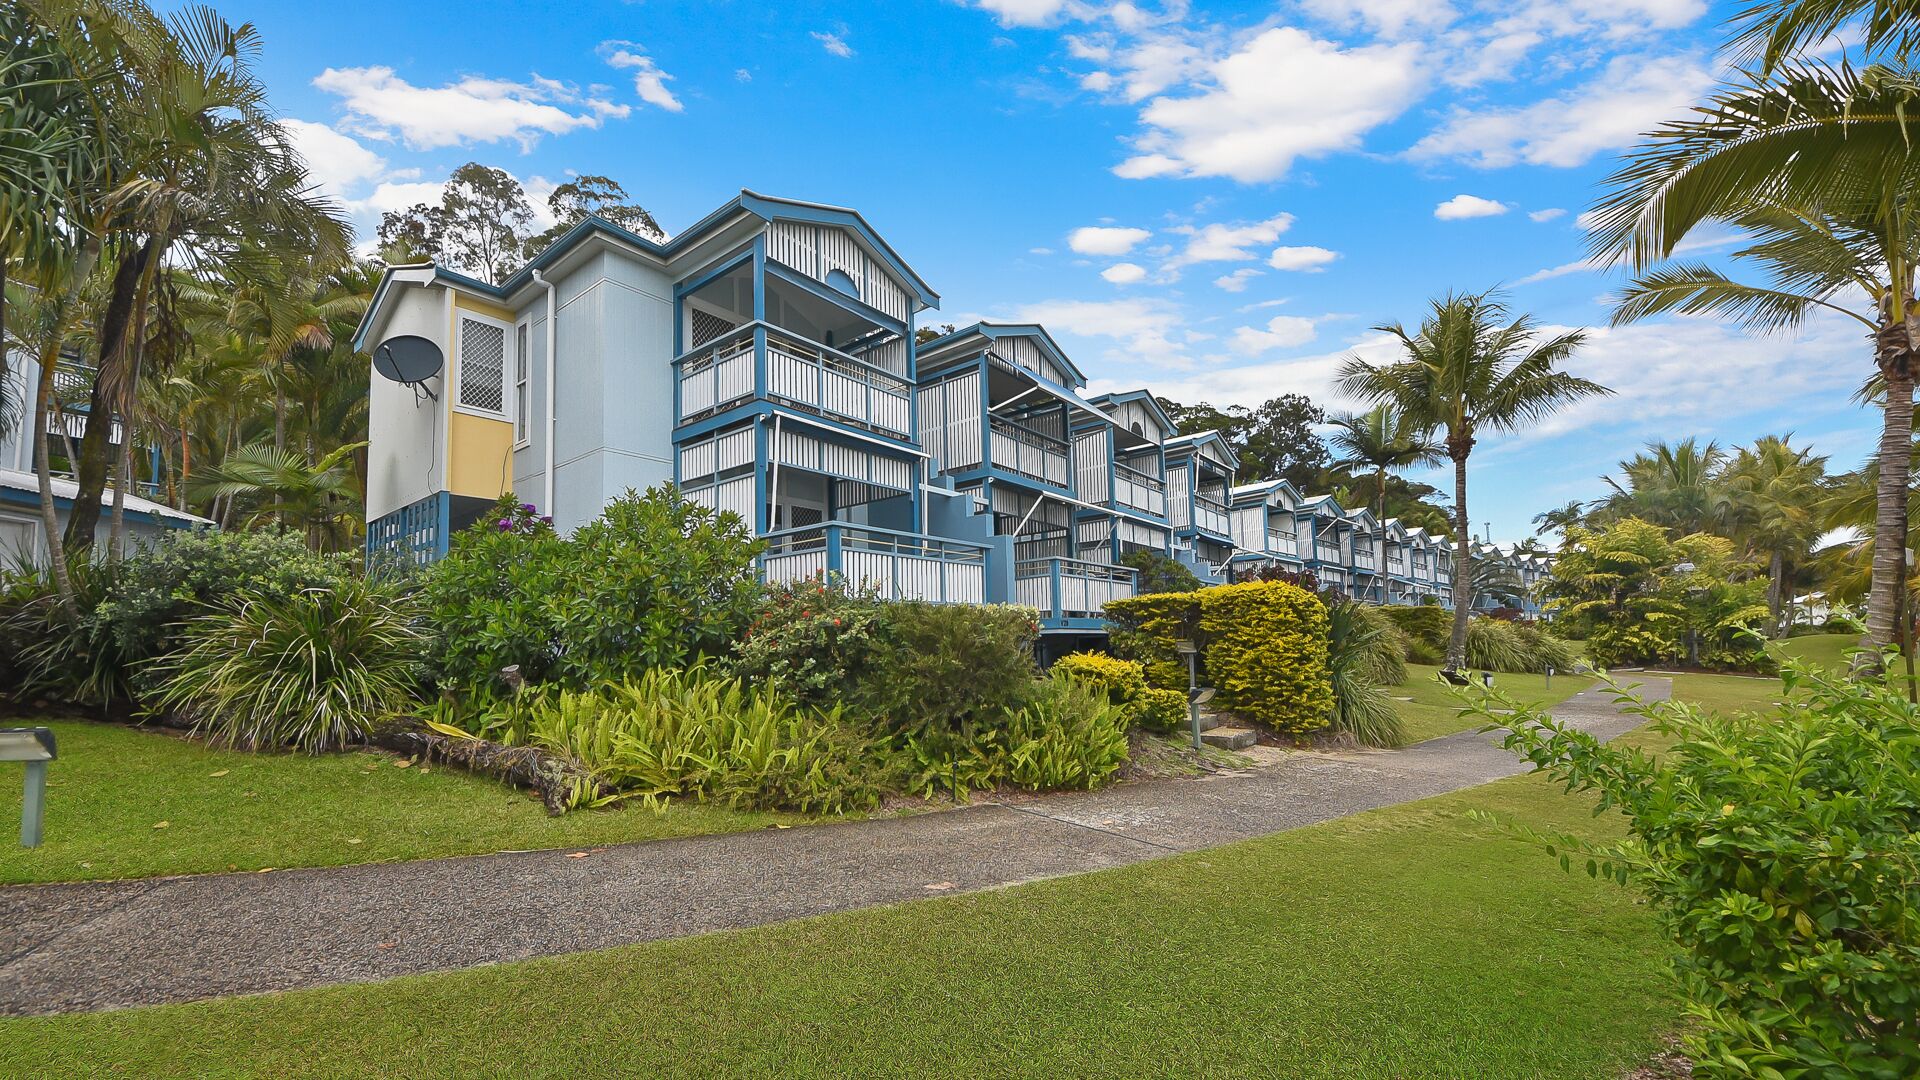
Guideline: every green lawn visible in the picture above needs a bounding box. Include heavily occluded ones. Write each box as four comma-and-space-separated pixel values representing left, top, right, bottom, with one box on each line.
0, 718, 801, 885
1389, 663, 1592, 744
1771, 632, 1861, 671
2, 761, 1675, 1078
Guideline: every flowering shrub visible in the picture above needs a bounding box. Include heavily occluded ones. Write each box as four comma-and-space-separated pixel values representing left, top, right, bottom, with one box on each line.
730, 579, 892, 712
1487, 662, 1920, 1078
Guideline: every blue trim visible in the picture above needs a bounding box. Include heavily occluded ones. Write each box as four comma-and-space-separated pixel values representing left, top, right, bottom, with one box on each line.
675, 250, 754, 301
916, 322, 1088, 387
0, 485, 199, 530
763, 262, 907, 333
1086, 389, 1177, 437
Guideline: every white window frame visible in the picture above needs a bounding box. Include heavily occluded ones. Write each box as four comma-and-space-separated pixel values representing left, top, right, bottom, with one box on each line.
453, 310, 514, 423
512, 315, 532, 447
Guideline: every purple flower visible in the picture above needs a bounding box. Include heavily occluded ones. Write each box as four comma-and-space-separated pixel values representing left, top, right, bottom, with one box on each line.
497, 518, 512, 530
521, 503, 537, 513
540, 515, 553, 525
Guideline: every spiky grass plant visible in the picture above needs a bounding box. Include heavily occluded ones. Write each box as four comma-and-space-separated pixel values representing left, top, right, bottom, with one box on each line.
1327, 600, 1406, 748
147, 576, 424, 752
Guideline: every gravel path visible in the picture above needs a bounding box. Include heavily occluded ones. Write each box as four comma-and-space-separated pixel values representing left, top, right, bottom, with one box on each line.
0, 677, 1666, 1016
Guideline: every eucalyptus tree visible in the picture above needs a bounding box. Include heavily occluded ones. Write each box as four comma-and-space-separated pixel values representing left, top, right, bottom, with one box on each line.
1591, 63, 1920, 659
1335, 292, 1609, 670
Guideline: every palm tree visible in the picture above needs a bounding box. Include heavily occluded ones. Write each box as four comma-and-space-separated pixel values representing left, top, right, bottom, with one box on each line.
1731, 0, 1920, 72
1327, 404, 1444, 603
1590, 63, 1920, 660
1593, 438, 1730, 534
188, 441, 365, 551
1723, 435, 1830, 632
1532, 499, 1589, 541
1336, 291, 1609, 670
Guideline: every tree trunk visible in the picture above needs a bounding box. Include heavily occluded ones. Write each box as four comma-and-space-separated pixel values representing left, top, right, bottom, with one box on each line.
1448, 452, 1472, 670
1376, 466, 1388, 605
64, 241, 152, 551
1864, 323, 1915, 665
1767, 548, 1785, 637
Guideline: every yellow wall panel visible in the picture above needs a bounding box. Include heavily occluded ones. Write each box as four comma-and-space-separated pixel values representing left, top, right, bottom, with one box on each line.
447, 411, 515, 501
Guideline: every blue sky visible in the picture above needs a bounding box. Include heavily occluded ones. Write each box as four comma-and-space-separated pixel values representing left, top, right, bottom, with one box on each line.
232, 0, 1875, 539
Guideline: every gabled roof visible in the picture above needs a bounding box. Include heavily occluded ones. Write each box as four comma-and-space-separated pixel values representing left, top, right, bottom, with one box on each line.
1345, 506, 1378, 529
1163, 429, 1243, 472
916, 322, 1087, 387
1299, 493, 1346, 519
1088, 389, 1176, 435
1229, 477, 1301, 508
0, 468, 211, 527
354, 189, 940, 351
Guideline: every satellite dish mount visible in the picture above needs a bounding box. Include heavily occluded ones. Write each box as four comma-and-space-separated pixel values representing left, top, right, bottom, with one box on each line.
373, 335, 444, 404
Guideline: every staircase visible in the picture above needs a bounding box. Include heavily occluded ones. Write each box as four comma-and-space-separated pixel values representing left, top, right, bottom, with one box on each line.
1192, 709, 1258, 750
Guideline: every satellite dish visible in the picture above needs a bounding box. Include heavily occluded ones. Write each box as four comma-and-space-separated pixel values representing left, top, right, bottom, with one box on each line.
373, 335, 443, 385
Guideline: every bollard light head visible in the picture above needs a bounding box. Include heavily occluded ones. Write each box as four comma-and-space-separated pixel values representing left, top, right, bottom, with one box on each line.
1174, 639, 1198, 656
0, 728, 55, 762
1190, 687, 1217, 706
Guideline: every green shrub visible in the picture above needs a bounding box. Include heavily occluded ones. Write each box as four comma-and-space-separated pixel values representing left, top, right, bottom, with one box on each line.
523, 668, 886, 815
1132, 687, 1189, 732
907, 673, 1130, 796
1345, 603, 1408, 687
424, 488, 764, 691
1109, 582, 1334, 734
1327, 600, 1405, 748
1052, 651, 1189, 732
1196, 581, 1333, 735
1510, 622, 1579, 673
145, 577, 424, 752
859, 602, 1039, 735
1467, 617, 1529, 673
1488, 662, 1920, 1079
1118, 549, 1202, 593
730, 579, 892, 712
0, 556, 133, 706
1104, 591, 1203, 691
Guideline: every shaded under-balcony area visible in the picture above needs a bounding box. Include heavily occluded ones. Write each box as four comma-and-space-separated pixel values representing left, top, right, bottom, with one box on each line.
676, 260, 912, 439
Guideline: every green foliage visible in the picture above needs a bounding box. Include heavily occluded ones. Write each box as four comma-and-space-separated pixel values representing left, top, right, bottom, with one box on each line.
1486, 662, 1920, 1079
1053, 651, 1187, 732
906, 673, 1130, 796
1109, 582, 1334, 733
0, 556, 132, 706
145, 577, 424, 752
1384, 604, 1451, 665
1467, 618, 1530, 673
522, 668, 887, 815
1543, 517, 1770, 670
1344, 602, 1408, 686
1198, 581, 1334, 734
1326, 600, 1405, 748
729, 579, 893, 713
1118, 549, 1201, 594
423, 488, 764, 691
859, 602, 1039, 736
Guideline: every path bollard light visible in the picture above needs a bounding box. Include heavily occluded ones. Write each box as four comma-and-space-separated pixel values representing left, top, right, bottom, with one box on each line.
1175, 640, 1210, 749
1, 727, 56, 848
1545, 665, 1554, 690
1481, 671, 1494, 689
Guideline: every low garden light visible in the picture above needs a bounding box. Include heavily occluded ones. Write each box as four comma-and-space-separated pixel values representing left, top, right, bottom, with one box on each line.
1174, 640, 1214, 749
0, 727, 56, 848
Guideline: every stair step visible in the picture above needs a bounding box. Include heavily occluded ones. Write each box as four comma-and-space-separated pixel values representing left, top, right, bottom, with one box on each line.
1201, 727, 1258, 751
1193, 712, 1225, 732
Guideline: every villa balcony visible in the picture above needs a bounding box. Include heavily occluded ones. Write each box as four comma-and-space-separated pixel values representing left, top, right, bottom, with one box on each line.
1354, 548, 1377, 570
1016, 557, 1137, 622
1265, 529, 1298, 556
989, 415, 1070, 488
1386, 555, 1407, 574
1314, 541, 1343, 563
1192, 491, 1230, 538
761, 523, 987, 604
1112, 460, 1167, 517
677, 322, 912, 439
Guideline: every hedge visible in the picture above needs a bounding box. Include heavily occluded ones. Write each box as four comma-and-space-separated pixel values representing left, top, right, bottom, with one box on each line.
1106, 580, 1334, 735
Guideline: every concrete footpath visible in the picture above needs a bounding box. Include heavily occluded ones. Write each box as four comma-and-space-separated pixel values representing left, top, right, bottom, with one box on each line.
0, 678, 1665, 1016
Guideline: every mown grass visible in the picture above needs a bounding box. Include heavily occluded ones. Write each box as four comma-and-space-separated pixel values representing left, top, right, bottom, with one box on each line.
0, 717, 799, 885
2, 761, 1675, 1079
1389, 663, 1590, 744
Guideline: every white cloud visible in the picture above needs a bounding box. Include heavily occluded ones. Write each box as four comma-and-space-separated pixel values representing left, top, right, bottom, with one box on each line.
1115, 28, 1424, 182
1529, 208, 1567, 222
599, 41, 683, 112
1102, 262, 1148, 284
1303, 0, 1457, 37
1008, 297, 1187, 361
812, 31, 855, 58
1214, 268, 1262, 292
1081, 70, 1115, 92
312, 66, 629, 151
280, 119, 388, 202
735, 68, 753, 82
1515, 257, 1600, 285
1069, 225, 1152, 255
970, 0, 1082, 26
1029, 246, 1055, 255
1231, 315, 1319, 354
1411, 54, 1713, 168
1267, 245, 1340, 272
1434, 194, 1510, 220
1576, 209, 1606, 232
1167, 213, 1294, 267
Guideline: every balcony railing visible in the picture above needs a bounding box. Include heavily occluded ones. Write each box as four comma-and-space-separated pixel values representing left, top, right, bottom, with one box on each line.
1386, 555, 1408, 574
1015, 557, 1137, 620
1192, 491, 1230, 538
1314, 542, 1343, 563
676, 322, 912, 438
1112, 459, 1166, 517
989, 416, 1070, 487
1265, 529, 1297, 556
761, 523, 987, 604
1353, 548, 1376, 569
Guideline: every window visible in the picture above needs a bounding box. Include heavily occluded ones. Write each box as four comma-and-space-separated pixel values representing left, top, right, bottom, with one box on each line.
456, 314, 510, 419
513, 320, 531, 445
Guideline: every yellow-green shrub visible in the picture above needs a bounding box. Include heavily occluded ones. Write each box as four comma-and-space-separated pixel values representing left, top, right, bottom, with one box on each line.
1132, 687, 1188, 731
1107, 582, 1333, 735
1053, 651, 1187, 732
1197, 581, 1333, 734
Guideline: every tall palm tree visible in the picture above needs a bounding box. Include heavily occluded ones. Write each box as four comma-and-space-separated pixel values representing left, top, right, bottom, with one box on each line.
1335, 291, 1610, 670
1532, 499, 1589, 541
1593, 438, 1730, 534
1723, 435, 1830, 632
187, 441, 365, 552
1731, 0, 1920, 72
1590, 63, 1920, 660
1327, 404, 1444, 602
